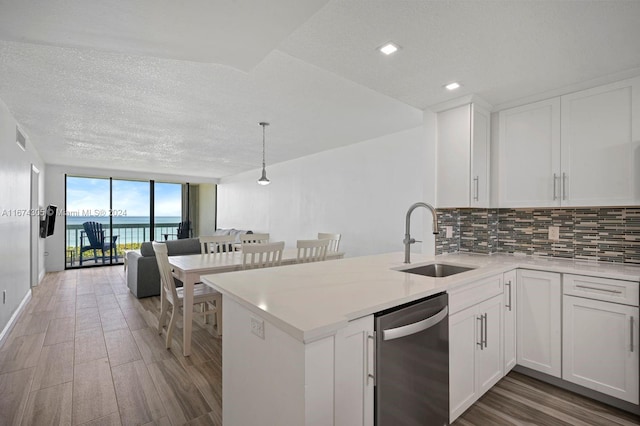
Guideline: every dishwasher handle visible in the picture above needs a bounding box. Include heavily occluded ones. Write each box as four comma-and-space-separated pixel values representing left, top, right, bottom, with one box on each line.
382, 306, 448, 341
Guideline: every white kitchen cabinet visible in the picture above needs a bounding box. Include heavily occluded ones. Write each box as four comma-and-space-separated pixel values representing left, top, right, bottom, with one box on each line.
516, 269, 561, 377
563, 295, 639, 404
449, 292, 503, 422
498, 97, 561, 207
334, 315, 374, 426
562, 273, 640, 405
560, 77, 640, 206
436, 103, 490, 208
503, 269, 517, 373
498, 75, 640, 207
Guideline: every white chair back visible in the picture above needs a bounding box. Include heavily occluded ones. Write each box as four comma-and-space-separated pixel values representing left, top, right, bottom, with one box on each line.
242, 241, 284, 270
297, 239, 330, 263
199, 235, 236, 254
240, 233, 270, 244
318, 233, 341, 252
152, 242, 179, 304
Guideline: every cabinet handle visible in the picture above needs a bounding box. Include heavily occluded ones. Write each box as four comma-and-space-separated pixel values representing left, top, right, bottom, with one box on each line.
575, 284, 622, 294
483, 313, 488, 348
476, 316, 483, 350
631, 317, 635, 353
553, 173, 558, 200
367, 333, 375, 385
562, 172, 567, 201
505, 280, 512, 311
473, 176, 479, 202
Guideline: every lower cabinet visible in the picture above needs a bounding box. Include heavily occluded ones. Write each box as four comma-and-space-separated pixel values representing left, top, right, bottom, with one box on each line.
503, 270, 517, 373
334, 315, 374, 426
563, 294, 640, 404
516, 269, 562, 377
449, 293, 503, 422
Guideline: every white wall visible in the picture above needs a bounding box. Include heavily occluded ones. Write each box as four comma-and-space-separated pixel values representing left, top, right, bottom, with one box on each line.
217, 122, 437, 258
0, 97, 45, 335
44, 165, 218, 272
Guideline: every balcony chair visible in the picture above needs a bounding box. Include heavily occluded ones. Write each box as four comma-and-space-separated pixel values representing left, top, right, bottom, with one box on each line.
79, 221, 118, 265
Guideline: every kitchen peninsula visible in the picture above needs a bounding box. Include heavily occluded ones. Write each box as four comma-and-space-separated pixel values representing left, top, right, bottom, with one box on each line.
202, 252, 640, 425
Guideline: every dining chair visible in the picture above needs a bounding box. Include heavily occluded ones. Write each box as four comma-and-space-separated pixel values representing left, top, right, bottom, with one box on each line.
152, 242, 220, 348
242, 241, 285, 270
240, 232, 270, 244
199, 235, 236, 254
318, 232, 341, 252
297, 239, 330, 263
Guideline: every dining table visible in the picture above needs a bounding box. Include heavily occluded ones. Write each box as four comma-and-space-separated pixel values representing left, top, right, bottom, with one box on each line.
167, 248, 345, 356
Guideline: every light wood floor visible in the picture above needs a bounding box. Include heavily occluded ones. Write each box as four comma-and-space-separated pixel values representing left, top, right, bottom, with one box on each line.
2, 266, 639, 426
454, 372, 640, 426
0, 266, 221, 425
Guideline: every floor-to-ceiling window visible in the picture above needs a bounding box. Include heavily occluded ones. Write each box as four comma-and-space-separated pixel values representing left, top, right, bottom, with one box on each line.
65, 176, 201, 269
154, 182, 182, 240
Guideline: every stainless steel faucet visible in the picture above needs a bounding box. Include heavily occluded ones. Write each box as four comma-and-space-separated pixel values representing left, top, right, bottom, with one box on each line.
404, 202, 439, 264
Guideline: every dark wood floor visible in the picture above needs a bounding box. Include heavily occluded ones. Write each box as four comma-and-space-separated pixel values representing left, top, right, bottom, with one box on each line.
1, 266, 639, 425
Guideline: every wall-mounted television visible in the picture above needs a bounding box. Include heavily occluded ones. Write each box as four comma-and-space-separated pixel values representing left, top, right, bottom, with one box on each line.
39, 204, 57, 238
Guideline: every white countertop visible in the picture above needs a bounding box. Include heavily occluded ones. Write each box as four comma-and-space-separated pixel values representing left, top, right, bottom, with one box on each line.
201, 252, 640, 343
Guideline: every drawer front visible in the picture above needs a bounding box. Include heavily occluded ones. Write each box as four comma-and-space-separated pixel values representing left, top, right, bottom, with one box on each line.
563, 274, 639, 306
449, 274, 503, 315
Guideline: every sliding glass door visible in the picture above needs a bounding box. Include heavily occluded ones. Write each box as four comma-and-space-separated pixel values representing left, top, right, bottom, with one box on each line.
112, 179, 151, 256
66, 176, 116, 267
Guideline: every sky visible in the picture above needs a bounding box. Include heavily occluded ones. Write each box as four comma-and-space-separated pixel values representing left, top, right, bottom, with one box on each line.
66, 177, 182, 217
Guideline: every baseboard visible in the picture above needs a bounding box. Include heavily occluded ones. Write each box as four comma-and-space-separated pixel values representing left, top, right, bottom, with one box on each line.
513, 365, 640, 415
38, 269, 45, 284
0, 289, 32, 347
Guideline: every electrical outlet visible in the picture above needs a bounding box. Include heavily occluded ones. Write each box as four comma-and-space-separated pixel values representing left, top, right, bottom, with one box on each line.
445, 226, 453, 238
250, 317, 265, 339
548, 226, 560, 241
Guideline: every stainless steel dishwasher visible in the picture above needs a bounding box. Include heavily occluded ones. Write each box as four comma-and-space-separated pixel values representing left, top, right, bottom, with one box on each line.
374, 292, 449, 426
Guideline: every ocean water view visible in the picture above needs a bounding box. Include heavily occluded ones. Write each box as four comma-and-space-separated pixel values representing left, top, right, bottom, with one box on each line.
66, 216, 182, 248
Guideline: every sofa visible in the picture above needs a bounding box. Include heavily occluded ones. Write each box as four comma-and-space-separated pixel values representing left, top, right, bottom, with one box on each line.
126, 237, 201, 298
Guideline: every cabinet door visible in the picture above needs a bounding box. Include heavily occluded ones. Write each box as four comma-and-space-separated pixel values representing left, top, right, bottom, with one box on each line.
476, 294, 504, 396
516, 270, 562, 377
437, 104, 472, 208
334, 315, 374, 426
563, 296, 639, 404
471, 104, 490, 207
503, 270, 517, 373
449, 306, 479, 422
560, 76, 640, 206
498, 98, 561, 207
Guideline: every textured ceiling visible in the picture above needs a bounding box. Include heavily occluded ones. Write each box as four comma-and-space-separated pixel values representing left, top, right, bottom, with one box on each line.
0, 1, 639, 179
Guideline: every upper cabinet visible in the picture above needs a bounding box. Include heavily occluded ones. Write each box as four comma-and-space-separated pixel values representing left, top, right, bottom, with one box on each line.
498, 76, 640, 207
436, 103, 491, 208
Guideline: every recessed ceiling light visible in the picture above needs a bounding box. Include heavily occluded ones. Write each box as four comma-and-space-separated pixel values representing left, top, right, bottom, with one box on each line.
379, 42, 399, 55
445, 82, 461, 91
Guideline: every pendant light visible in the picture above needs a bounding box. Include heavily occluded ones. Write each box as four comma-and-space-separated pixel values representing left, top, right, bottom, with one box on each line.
257, 122, 270, 185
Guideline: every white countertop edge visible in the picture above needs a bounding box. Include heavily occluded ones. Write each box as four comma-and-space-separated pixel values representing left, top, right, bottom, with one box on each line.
202, 275, 348, 343
202, 252, 640, 344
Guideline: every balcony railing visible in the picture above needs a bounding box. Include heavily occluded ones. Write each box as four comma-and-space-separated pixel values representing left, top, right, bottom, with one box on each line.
66, 222, 180, 267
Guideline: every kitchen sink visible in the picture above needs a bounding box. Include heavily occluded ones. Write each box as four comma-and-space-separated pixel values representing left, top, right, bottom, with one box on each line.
399, 263, 475, 278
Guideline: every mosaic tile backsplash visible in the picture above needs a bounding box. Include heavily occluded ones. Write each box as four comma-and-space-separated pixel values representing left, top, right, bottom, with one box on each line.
435, 207, 640, 265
